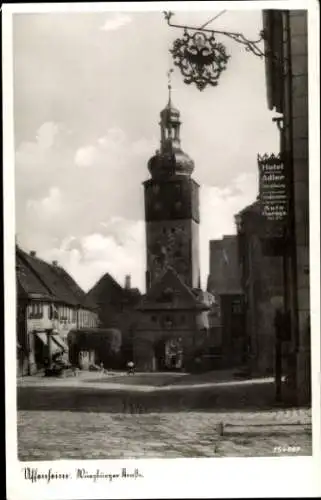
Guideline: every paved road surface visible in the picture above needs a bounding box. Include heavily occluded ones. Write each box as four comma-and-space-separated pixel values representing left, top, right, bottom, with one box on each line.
18, 409, 312, 460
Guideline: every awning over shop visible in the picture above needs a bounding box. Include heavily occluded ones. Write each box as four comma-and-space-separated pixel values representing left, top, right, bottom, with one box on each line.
49, 337, 63, 356
34, 332, 67, 355
52, 335, 68, 352
35, 331, 48, 344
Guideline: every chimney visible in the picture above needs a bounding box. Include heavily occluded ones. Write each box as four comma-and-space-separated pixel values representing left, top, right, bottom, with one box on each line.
52, 260, 58, 267
30, 251, 36, 257
125, 275, 131, 289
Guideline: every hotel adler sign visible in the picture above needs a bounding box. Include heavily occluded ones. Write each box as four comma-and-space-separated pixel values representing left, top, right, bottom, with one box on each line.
258, 153, 288, 227
257, 153, 288, 255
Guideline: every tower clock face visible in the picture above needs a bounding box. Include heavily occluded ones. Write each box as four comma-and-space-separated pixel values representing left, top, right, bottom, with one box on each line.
146, 180, 194, 221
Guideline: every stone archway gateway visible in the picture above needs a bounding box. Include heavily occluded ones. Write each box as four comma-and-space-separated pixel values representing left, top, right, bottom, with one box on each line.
154, 335, 183, 371
134, 269, 211, 373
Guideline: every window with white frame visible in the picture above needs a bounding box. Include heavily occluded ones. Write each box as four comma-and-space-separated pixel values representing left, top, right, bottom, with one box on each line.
60, 305, 68, 321
29, 302, 44, 319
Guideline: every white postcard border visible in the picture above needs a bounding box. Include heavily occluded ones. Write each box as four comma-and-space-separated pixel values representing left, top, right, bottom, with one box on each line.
3, 1, 320, 499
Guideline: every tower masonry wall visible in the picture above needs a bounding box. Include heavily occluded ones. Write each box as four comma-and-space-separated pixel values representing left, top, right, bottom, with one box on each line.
146, 219, 199, 288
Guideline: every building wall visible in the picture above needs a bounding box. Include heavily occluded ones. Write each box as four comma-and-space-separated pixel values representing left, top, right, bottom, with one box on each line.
19, 300, 98, 375
26, 302, 55, 374
26, 303, 98, 341
144, 177, 200, 290
146, 219, 200, 289
208, 236, 241, 294
77, 307, 98, 331
191, 220, 201, 288
277, 10, 310, 402
220, 294, 246, 367
27, 303, 54, 333
207, 235, 245, 367
237, 207, 285, 375
289, 10, 310, 403
134, 309, 208, 371
262, 9, 310, 403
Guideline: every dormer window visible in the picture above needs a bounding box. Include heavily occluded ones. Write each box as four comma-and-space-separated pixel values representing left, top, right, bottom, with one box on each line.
161, 287, 174, 302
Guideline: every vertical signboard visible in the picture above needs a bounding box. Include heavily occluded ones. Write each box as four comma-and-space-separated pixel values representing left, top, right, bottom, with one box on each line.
258, 153, 288, 254
258, 153, 288, 239
258, 153, 287, 223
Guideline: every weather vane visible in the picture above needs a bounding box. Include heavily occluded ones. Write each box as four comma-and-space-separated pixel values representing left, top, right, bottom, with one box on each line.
167, 68, 174, 99
163, 11, 267, 91
167, 68, 174, 88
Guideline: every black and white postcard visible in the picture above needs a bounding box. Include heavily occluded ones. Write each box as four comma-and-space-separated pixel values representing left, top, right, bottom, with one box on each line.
3, 1, 320, 499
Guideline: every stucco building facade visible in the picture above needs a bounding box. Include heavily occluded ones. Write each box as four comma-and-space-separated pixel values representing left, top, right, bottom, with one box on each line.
235, 201, 286, 376
86, 273, 141, 365
207, 235, 246, 368
16, 245, 99, 375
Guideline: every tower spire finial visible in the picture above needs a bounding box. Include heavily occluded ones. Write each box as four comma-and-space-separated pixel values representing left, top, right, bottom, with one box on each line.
167, 68, 174, 105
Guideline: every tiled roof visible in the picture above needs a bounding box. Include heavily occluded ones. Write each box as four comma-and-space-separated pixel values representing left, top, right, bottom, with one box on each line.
87, 273, 123, 305
52, 265, 97, 310
87, 273, 141, 308
16, 252, 53, 300
16, 246, 96, 310
138, 267, 210, 311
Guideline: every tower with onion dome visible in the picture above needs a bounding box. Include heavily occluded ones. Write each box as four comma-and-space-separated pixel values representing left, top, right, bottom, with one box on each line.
143, 75, 201, 291
133, 74, 214, 373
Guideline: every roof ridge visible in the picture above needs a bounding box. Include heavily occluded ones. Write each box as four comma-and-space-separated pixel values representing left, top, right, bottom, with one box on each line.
16, 247, 92, 308
50, 265, 85, 305
17, 248, 57, 299
164, 267, 198, 299
141, 266, 198, 304
16, 277, 29, 297
87, 272, 123, 296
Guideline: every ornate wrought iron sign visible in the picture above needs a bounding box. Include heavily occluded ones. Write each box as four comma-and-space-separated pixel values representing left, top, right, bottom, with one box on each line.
170, 30, 230, 90
164, 11, 266, 91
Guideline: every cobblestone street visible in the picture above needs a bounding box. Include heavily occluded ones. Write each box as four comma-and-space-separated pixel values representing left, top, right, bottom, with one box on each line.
18, 408, 311, 460
17, 372, 312, 460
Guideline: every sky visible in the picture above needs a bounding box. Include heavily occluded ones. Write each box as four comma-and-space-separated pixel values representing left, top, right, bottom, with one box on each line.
13, 8, 279, 293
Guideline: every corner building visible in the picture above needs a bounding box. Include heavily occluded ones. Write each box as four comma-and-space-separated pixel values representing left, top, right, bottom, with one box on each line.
263, 9, 310, 404
134, 91, 212, 372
